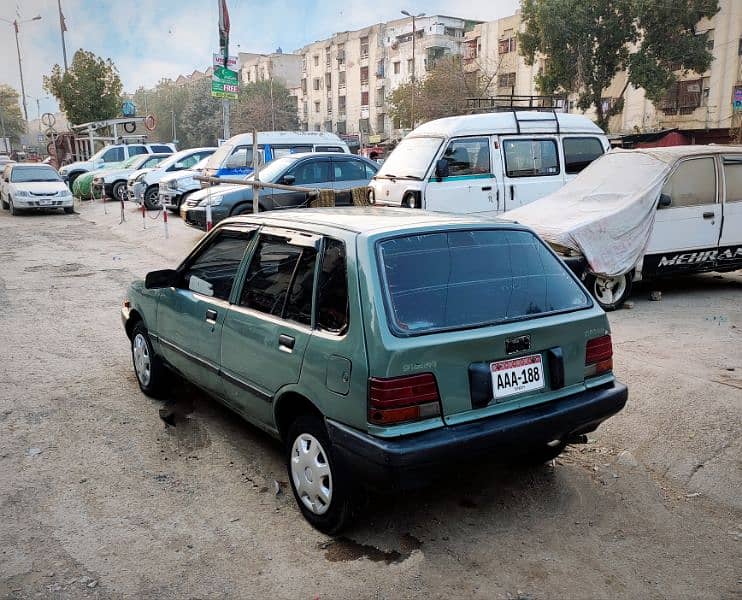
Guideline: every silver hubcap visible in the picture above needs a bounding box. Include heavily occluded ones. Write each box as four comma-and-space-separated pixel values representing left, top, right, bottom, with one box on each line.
594, 275, 627, 306
132, 333, 151, 387
115, 185, 125, 201
291, 433, 332, 515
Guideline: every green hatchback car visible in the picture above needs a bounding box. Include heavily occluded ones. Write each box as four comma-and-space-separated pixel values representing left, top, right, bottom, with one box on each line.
122, 208, 627, 533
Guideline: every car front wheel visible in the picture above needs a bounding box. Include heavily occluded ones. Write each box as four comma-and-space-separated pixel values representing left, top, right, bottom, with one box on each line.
112, 181, 127, 202
286, 416, 355, 534
9, 198, 18, 215
585, 272, 633, 311
131, 322, 167, 397
143, 185, 160, 209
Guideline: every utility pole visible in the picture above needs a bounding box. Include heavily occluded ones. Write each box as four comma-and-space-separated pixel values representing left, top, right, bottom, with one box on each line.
57, 0, 68, 71
401, 10, 425, 129
0, 103, 8, 153
0, 15, 42, 123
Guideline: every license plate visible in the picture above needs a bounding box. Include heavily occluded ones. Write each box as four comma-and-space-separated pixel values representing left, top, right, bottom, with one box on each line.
491, 354, 544, 400
39, 199, 51, 205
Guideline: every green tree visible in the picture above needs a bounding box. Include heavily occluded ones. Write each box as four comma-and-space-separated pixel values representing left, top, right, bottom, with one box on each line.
180, 78, 222, 147
43, 49, 123, 125
0, 85, 26, 148
518, 0, 720, 131
388, 56, 490, 129
231, 80, 298, 133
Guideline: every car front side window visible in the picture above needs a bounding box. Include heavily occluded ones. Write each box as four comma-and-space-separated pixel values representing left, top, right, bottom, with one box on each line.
442, 137, 491, 177
286, 160, 331, 185
662, 157, 716, 207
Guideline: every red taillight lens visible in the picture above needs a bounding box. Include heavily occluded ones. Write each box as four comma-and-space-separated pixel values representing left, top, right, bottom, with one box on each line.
585, 334, 613, 376
368, 373, 441, 425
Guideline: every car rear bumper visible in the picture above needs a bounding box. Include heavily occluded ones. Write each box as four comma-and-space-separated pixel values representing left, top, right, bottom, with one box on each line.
326, 381, 628, 491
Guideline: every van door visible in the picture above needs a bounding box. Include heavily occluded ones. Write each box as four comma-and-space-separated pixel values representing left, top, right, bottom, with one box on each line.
643, 156, 722, 277
424, 136, 497, 214
718, 155, 742, 270
500, 137, 564, 210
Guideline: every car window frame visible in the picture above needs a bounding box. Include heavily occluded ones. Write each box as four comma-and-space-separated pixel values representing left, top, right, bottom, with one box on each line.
502, 137, 561, 179
331, 157, 371, 182
562, 136, 605, 175
722, 154, 742, 203
661, 156, 719, 208
440, 136, 493, 179
285, 158, 332, 186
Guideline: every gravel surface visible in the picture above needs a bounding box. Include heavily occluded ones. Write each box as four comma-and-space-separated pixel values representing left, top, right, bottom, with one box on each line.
1, 200, 740, 599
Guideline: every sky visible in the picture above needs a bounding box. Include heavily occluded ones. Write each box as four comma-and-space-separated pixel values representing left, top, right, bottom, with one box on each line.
0, 0, 520, 120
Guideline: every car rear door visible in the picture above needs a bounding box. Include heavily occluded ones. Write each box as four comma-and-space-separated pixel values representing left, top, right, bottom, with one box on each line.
718, 154, 742, 269
219, 229, 319, 426
500, 137, 564, 209
643, 156, 722, 276
270, 158, 331, 210
330, 157, 374, 205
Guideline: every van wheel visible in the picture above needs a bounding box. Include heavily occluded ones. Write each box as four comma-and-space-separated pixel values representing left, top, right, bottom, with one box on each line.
402, 193, 419, 209
286, 416, 355, 534
585, 272, 633, 311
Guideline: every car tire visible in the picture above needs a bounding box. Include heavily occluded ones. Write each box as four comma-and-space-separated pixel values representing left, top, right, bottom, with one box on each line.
112, 181, 127, 202
585, 272, 633, 311
63, 206, 74, 214
143, 185, 160, 210
402, 193, 419, 209
516, 441, 568, 466
286, 415, 355, 534
1, 197, 7, 210
230, 203, 253, 217
9, 198, 17, 215
131, 321, 167, 397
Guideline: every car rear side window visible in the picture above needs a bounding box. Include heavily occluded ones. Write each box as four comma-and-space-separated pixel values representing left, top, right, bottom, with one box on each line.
503, 139, 559, 177
378, 229, 590, 335
333, 159, 367, 181
316, 238, 349, 334
128, 145, 148, 156
563, 137, 604, 174
151, 145, 173, 153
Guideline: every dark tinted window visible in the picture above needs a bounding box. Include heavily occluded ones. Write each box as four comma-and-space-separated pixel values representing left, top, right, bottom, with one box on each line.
101, 147, 125, 162
378, 229, 590, 334
128, 145, 148, 156
563, 137, 604, 174
316, 239, 349, 334
503, 139, 559, 177
240, 236, 315, 321
333, 159, 367, 181
287, 160, 331, 185
315, 146, 345, 152
151, 145, 173, 153
442, 137, 491, 176
184, 229, 254, 300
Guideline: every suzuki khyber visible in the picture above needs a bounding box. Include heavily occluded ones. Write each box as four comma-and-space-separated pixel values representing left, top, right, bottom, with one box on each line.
121, 208, 628, 533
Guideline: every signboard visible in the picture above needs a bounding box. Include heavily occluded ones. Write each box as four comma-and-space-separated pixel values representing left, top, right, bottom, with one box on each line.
734, 86, 742, 112
368, 134, 382, 144
212, 53, 239, 100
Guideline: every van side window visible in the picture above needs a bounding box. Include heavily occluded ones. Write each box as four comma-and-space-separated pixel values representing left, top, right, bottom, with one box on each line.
723, 157, 742, 203
661, 158, 716, 207
442, 138, 491, 177
316, 146, 345, 152
316, 238, 349, 334
563, 137, 604, 174
504, 139, 559, 177
225, 146, 254, 169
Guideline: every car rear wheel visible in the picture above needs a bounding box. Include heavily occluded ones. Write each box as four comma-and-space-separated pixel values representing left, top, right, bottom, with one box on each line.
131, 322, 167, 397
9, 198, 18, 215
286, 415, 355, 534
112, 181, 127, 202
143, 185, 160, 209
585, 272, 633, 311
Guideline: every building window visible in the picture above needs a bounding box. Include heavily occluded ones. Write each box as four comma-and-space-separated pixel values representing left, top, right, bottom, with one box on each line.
498, 72, 516, 88
327, 98, 333, 114
302, 58, 307, 72
360, 35, 369, 58
360, 66, 369, 84
302, 102, 308, 116
301, 78, 307, 94
361, 91, 369, 107
324, 120, 333, 131
660, 79, 703, 115
326, 47, 331, 68
393, 61, 400, 74
325, 72, 332, 88
376, 113, 385, 134
359, 118, 370, 133
376, 60, 385, 78
336, 120, 346, 135
339, 71, 346, 88
376, 86, 385, 107
337, 43, 345, 65
313, 78, 321, 91
338, 95, 346, 114
498, 37, 516, 54
313, 55, 319, 66
314, 101, 321, 113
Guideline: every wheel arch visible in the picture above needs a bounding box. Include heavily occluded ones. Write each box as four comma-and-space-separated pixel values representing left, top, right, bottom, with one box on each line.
274, 391, 324, 442
124, 308, 144, 339
402, 189, 422, 208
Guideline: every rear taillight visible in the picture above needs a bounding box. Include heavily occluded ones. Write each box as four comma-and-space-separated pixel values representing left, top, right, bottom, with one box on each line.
585, 334, 613, 377
368, 373, 441, 425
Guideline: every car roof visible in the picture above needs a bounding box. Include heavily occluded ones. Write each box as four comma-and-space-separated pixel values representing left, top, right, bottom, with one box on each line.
9, 163, 55, 169
614, 145, 742, 165
226, 131, 348, 145
275, 152, 371, 161
221, 207, 518, 236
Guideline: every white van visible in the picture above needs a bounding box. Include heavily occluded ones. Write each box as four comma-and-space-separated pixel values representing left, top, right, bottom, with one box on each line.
203, 131, 350, 183
369, 111, 609, 213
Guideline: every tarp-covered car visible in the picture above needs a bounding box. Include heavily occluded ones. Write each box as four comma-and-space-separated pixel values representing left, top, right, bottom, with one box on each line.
505, 146, 742, 310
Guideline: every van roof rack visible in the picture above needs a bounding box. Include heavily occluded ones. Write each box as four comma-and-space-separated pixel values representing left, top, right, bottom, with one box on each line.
465, 95, 568, 133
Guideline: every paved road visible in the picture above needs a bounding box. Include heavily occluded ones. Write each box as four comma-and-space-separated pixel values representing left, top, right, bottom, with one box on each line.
1, 202, 740, 599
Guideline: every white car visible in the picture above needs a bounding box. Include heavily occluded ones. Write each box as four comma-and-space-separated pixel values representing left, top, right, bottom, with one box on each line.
158, 156, 210, 213
1, 163, 74, 215
59, 142, 176, 189
91, 153, 172, 202
128, 147, 216, 208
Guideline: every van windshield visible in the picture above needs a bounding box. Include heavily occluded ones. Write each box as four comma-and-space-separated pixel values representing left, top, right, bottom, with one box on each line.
378, 229, 590, 335
376, 137, 442, 180
207, 143, 237, 170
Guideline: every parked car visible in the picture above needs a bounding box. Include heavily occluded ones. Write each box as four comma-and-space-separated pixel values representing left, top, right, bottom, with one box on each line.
505, 145, 742, 310
1, 163, 74, 215
122, 208, 628, 533
128, 147, 216, 208
202, 131, 350, 184
91, 153, 173, 201
59, 142, 176, 189
159, 156, 210, 213
369, 111, 609, 213
183, 153, 378, 230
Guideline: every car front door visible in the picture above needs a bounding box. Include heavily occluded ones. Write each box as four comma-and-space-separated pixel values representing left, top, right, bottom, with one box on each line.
219, 229, 319, 427
718, 154, 742, 270
330, 157, 376, 205
643, 156, 722, 276
269, 158, 331, 210
154, 227, 256, 394
424, 136, 497, 214
500, 137, 564, 210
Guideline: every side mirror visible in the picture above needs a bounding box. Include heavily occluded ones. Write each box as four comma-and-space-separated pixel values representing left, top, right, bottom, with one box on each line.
435, 158, 449, 180
658, 193, 672, 208
145, 268, 180, 289
282, 174, 296, 185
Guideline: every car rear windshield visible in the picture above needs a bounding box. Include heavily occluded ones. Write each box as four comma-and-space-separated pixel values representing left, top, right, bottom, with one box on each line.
377, 229, 591, 335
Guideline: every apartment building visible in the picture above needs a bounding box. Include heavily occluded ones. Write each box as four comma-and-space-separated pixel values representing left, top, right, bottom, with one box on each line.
239, 51, 302, 90
297, 15, 479, 141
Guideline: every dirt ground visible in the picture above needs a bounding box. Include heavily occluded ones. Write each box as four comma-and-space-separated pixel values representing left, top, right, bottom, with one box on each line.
1, 200, 740, 600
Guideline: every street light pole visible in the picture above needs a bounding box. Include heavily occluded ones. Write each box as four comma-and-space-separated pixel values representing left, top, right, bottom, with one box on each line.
401, 10, 425, 129
0, 15, 42, 123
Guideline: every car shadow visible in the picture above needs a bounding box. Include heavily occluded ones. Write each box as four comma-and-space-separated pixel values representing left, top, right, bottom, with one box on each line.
632, 271, 741, 302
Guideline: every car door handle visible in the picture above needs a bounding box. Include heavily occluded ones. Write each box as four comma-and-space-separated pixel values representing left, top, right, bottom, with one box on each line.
481, 186, 492, 191
205, 308, 218, 321
278, 334, 295, 351
510, 185, 514, 201
703, 211, 715, 219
